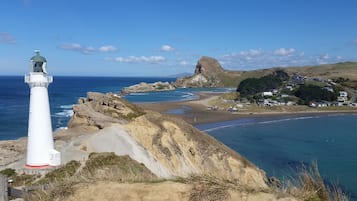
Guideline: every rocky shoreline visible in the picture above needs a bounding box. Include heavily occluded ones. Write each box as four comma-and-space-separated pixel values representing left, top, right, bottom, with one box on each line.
121, 81, 175, 94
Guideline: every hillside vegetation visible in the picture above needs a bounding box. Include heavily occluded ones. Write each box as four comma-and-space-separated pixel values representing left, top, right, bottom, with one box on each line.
175, 56, 357, 88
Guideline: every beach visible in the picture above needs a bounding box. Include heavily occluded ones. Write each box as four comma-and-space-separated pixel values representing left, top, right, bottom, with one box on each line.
139, 91, 357, 125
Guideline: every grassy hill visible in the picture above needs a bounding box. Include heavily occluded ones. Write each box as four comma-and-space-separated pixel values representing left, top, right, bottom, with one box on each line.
176, 56, 357, 88
284, 62, 357, 80
231, 61, 357, 88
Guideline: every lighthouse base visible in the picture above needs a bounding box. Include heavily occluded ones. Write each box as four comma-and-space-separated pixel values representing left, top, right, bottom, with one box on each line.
25, 149, 61, 169
25, 164, 51, 169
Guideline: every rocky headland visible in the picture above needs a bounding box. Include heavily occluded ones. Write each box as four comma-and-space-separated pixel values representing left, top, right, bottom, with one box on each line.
65, 92, 268, 185
0, 92, 306, 201
173, 56, 267, 88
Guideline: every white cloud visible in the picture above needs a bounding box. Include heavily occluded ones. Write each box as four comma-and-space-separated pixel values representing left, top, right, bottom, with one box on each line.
98, 45, 118, 52
321, 54, 329, 60
273, 48, 295, 56
57, 43, 95, 54
160, 45, 175, 52
58, 43, 119, 54
238, 49, 264, 57
219, 48, 346, 70
0, 32, 16, 44
316, 54, 331, 64
179, 60, 189, 66
114, 56, 166, 64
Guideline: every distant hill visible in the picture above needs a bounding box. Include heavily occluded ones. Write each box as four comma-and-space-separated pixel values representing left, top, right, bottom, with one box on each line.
174, 57, 357, 88
283, 61, 357, 80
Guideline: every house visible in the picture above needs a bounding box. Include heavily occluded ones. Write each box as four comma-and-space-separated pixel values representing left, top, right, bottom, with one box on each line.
262, 92, 273, 97
339, 91, 348, 97
338, 91, 349, 106
281, 94, 290, 98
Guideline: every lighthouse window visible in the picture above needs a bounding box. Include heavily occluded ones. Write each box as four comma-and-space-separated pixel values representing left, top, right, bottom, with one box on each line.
33, 62, 44, 72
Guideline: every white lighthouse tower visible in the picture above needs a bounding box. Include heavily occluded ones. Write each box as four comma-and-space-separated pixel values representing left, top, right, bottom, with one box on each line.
25, 51, 60, 168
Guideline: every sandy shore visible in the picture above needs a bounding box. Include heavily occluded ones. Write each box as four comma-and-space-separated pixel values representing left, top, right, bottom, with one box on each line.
139, 92, 357, 125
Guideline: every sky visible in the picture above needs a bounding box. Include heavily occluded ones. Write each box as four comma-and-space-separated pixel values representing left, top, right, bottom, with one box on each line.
1, 0, 357, 76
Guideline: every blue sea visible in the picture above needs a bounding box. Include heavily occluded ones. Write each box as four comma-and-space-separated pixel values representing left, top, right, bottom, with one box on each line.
0, 76, 229, 140
197, 115, 357, 200
1, 76, 357, 199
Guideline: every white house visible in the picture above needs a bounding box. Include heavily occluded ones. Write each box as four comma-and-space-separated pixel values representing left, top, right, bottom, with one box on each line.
337, 91, 348, 106
339, 91, 348, 97
262, 92, 273, 97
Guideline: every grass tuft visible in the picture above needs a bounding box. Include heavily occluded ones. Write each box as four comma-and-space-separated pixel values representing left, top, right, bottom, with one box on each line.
282, 162, 349, 201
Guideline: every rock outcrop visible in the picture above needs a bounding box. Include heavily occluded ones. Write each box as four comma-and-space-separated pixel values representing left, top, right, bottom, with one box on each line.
66, 92, 268, 189
68, 92, 145, 129
174, 56, 226, 87
121, 81, 175, 94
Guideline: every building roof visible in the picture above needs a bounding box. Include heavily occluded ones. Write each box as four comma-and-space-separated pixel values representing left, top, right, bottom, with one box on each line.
30, 51, 47, 62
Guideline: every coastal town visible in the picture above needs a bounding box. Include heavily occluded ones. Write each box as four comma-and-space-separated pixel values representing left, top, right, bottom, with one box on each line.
239, 74, 357, 108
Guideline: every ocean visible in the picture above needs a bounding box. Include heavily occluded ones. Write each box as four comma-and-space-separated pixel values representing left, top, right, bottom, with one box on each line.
1, 76, 356, 199
0, 76, 228, 140
197, 114, 357, 200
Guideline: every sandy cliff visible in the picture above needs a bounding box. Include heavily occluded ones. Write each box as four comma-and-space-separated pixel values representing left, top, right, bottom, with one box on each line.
65, 92, 267, 189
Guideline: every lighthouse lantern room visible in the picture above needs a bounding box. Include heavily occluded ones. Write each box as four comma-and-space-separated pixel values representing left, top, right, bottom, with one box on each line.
25, 51, 60, 168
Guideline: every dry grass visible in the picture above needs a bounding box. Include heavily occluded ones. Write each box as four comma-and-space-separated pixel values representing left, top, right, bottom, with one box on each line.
282, 162, 349, 201
285, 62, 357, 81
21, 155, 350, 201
188, 175, 230, 201
25, 152, 158, 201
24, 162, 351, 201
80, 152, 157, 182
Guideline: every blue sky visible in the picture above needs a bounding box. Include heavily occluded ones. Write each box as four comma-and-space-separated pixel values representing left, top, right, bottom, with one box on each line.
1, 0, 357, 76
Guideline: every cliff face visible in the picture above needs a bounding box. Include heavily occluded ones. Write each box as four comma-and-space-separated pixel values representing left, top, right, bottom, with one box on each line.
174, 56, 226, 87
66, 92, 267, 189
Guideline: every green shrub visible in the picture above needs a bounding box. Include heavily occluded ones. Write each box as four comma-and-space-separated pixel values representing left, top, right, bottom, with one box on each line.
37, 160, 81, 184
0, 168, 16, 177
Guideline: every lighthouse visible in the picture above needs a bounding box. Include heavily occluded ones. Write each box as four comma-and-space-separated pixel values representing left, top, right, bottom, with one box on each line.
25, 51, 60, 168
